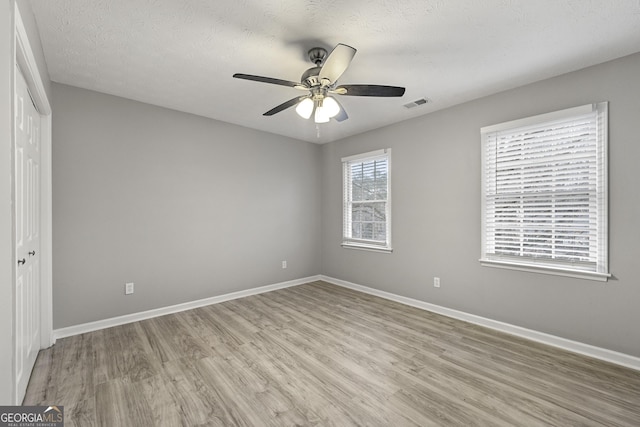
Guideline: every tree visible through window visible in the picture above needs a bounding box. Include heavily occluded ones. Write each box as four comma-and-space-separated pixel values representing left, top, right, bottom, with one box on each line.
342, 149, 391, 251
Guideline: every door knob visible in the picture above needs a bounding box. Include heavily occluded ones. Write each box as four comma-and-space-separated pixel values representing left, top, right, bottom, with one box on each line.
18, 258, 26, 266
28, 251, 35, 256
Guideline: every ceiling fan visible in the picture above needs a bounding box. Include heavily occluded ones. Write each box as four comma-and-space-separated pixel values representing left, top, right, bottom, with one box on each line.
233, 43, 406, 124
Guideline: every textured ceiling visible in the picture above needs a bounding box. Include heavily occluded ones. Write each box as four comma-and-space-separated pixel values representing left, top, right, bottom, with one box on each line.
30, 0, 640, 143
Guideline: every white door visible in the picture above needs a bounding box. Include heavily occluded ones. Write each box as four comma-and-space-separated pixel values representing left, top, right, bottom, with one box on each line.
15, 65, 41, 401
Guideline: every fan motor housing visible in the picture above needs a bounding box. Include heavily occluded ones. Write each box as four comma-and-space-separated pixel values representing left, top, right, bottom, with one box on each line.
301, 66, 322, 87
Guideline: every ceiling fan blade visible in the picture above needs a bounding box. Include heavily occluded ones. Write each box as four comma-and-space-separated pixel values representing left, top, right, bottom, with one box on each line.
332, 98, 348, 122
233, 73, 307, 89
334, 84, 405, 97
263, 96, 307, 116
319, 44, 356, 84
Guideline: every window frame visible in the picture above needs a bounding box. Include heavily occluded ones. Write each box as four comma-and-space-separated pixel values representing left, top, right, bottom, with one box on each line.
342, 149, 392, 253
480, 103, 610, 281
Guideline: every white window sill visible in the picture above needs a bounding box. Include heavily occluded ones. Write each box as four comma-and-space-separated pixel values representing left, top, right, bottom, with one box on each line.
480, 259, 611, 282
342, 243, 393, 253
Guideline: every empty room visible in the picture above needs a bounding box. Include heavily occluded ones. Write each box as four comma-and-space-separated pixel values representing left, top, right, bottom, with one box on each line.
2, 0, 640, 425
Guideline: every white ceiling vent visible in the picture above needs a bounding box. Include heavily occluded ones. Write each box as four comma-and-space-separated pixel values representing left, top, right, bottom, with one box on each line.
403, 98, 430, 109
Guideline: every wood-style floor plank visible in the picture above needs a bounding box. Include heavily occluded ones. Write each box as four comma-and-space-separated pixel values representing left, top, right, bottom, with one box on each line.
24, 281, 640, 426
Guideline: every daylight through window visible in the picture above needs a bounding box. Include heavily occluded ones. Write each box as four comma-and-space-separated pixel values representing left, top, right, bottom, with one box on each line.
480, 103, 609, 280
342, 149, 392, 252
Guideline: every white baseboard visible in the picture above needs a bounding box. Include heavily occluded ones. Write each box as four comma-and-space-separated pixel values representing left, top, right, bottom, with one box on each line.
53, 273, 640, 372
320, 275, 640, 372
53, 275, 321, 340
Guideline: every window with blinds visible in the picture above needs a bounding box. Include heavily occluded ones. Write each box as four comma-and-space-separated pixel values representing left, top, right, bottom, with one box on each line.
481, 103, 609, 281
342, 149, 392, 252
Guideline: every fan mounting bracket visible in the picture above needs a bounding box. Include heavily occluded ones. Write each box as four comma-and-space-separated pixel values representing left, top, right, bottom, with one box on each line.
308, 47, 328, 66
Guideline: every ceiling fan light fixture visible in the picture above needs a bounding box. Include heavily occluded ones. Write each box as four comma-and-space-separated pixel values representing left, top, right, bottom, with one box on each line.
295, 97, 314, 119
314, 106, 331, 123
323, 96, 340, 118
314, 96, 340, 123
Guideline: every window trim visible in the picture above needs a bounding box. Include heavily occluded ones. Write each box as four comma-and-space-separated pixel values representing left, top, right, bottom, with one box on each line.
480, 258, 611, 282
480, 103, 610, 281
342, 149, 392, 253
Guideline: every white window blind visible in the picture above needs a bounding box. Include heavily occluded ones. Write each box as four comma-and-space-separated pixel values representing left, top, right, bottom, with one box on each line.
342, 149, 392, 252
481, 103, 609, 280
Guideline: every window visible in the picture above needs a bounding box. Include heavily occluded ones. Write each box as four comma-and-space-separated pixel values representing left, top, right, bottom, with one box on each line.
342, 149, 392, 252
481, 103, 609, 281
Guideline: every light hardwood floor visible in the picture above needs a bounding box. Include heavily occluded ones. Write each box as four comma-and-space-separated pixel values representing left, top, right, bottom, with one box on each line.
24, 281, 640, 426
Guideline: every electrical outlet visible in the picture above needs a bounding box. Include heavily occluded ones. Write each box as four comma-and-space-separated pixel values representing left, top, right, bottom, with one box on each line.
125, 282, 134, 295
282, 260, 287, 269
433, 277, 441, 288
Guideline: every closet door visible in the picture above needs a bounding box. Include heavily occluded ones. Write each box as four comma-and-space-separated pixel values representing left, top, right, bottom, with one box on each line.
15, 64, 41, 402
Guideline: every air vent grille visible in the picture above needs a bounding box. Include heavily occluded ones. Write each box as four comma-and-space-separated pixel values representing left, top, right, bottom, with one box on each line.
404, 98, 429, 109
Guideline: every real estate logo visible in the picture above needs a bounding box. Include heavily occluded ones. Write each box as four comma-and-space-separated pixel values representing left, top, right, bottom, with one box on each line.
0, 406, 63, 427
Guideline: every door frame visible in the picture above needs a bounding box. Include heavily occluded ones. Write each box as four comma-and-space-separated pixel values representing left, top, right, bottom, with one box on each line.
13, 4, 53, 403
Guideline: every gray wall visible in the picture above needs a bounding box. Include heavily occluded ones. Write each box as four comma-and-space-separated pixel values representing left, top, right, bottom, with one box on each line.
321, 52, 640, 358
52, 84, 321, 328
